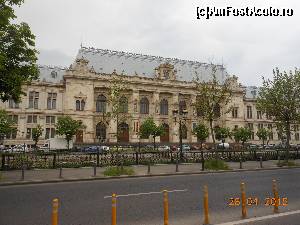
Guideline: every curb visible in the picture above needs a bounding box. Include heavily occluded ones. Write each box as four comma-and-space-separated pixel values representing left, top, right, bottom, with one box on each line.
1, 166, 300, 187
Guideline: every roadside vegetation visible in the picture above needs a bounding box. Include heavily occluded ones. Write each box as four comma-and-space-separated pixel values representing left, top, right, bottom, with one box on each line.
277, 160, 299, 167
103, 166, 134, 176
204, 159, 230, 170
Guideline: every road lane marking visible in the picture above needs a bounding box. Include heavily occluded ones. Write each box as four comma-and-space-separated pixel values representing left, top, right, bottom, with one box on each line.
104, 189, 188, 198
216, 209, 300, 225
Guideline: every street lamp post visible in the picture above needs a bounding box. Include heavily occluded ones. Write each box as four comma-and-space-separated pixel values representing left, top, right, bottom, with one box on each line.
173, 109, 188, 162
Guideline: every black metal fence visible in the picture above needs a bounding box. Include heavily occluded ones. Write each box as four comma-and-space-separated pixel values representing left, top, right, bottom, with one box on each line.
1, 149, 299, 170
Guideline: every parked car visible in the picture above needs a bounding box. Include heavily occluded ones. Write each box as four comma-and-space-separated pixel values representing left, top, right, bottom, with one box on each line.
247, 144, 258, 149
158, 145, 170, 152
217, 143, 230, 149
177, 144, 191, 151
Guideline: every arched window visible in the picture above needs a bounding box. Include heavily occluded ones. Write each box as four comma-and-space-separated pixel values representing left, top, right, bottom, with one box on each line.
81, 100, 85, 111
96, 95, 106, 113
119, 96, 128, 113
140, 97, 149, 114
182, 124, 188, 139
179, 100, 186, 115
76, 100, 81, 111
160, 99, 168, 115
96, 122, 106, 141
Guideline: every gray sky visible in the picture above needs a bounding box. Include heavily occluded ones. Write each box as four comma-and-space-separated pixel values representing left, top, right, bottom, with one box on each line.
14, 0, 300, 86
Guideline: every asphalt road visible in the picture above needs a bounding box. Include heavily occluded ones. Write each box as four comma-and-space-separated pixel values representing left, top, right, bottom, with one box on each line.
1, 169, 300, 225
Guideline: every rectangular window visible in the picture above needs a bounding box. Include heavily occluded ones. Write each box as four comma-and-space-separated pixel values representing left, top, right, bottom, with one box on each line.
26, 128, 32, 139
294, 125, 299, 132
232, 107, 238, 118
266, 113, 272, 120
258, 123, 263, 129
46, 116, 55, 124
267, 124, 272, 130
8, 99, 19, 109
234, 125, 238, 130
27, 115, 37, 123
29, 91, 39, 109
296, 133, 300, 141
47, 93, 57, 110
257, 111, 262, 119
247, 106, 252, 119
248, 123, 253, 130
6, 129, 17, 139
8, 115, 18, 124
45, 128, 55, 139
269, 132, 274, 140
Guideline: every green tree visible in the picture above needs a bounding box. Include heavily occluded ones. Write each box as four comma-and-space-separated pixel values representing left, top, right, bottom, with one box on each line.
214, 127, 231, 148
192, 123, 209, 149
56, 116, 85, 150
193, 65, 233, 147
139, 117, 164, 151
257, 68, 300, 161
0, 0, 39, 102
0, 109, 16, 143
256, 128, 270, 149
232, 127, 252, 148
32, 124, 43, 150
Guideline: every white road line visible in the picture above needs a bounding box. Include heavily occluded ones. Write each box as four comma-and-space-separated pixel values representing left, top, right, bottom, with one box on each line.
216, 209, 300, 225
103, 189, 188, 199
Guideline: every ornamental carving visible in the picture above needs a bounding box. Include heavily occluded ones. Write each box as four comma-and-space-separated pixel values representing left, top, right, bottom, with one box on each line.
154, 63, 177, 80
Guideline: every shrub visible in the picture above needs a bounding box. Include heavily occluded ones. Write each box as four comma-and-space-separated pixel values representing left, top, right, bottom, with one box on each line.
103, 166, 134, 176
277, 161, 299, 167
204, 159, 230, 170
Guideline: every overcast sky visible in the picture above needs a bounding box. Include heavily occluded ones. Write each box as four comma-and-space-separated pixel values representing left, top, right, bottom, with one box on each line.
14, 0, 300, 86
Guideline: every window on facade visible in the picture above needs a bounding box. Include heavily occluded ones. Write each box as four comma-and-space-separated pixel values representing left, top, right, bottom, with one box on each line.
232, 107, 238, 118
47, 93, 57, 110
267, 124, 272, 130
75, 99, 85, 111
257, 111, 262, 119
96, 95, 106, 113
248, 123, 253, 130
234, 125, 239, 130
247, 106, 252, 119
46, 116, 55, 124
29, 91, 39, 109
160, 99, 168, 115
8, 98, 19, 109
295, 133, 300, 141
179, 100, 187, 115
96, 123, 106, 141
258, 123, 264, 129
294, 125, 299, 132
266, 112, 272, 120
27, 115, 37, 123
8, 115, 18, 124
269, 132, 274, 140
45, 128, 55, 139
26, 128, 32, 139
119, 96, 128, 113
6, 129, 17, 139
181, 124, 188, 139
140, 97, 149, 114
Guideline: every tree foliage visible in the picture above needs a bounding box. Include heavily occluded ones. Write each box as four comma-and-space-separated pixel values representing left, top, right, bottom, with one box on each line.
139, 117, 164, 150
192, 123, 209, 149
193, 65, 233, 146
214, 127, 231, 142
256, 128, 270, 147
0, 0, 39, 102
56, 116, 85, 149
232, 127, 252, 146
0, 109, 15, 142
32, 124, 43, 149
257, 68, 300, 160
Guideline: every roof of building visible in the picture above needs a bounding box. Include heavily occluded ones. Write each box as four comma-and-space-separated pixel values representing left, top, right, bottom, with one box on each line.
244, 86, 260, 99
37, 65, 66, 84
76, 46, 228, 82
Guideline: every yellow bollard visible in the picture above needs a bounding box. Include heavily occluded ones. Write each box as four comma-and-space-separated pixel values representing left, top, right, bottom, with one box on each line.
112, 193, 117, 225
163, 190, 169, 225
52, 198, 59, 225
272, 180, 279, 213
240, 182, 247, 219
203, 185, 210, 225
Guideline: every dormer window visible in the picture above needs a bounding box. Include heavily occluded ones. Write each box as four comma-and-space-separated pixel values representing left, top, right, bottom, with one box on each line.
163, 70, 170, 79
51, 70, 57, 78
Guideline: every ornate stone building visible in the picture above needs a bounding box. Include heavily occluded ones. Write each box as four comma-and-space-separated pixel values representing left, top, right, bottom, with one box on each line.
1, 47, 300, 147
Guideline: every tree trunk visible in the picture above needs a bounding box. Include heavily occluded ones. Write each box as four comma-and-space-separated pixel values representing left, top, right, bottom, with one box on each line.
153, 136, 156, 152
209, 119, 215, 149
286, 121, 291, 162
262, 139, 265, 150
67, 139, 70, 150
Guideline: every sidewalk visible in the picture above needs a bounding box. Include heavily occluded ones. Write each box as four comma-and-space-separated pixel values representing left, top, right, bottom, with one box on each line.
0, 160, 299, 185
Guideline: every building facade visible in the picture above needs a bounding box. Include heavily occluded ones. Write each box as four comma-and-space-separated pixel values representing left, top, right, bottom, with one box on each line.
1, 47, 299, 147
